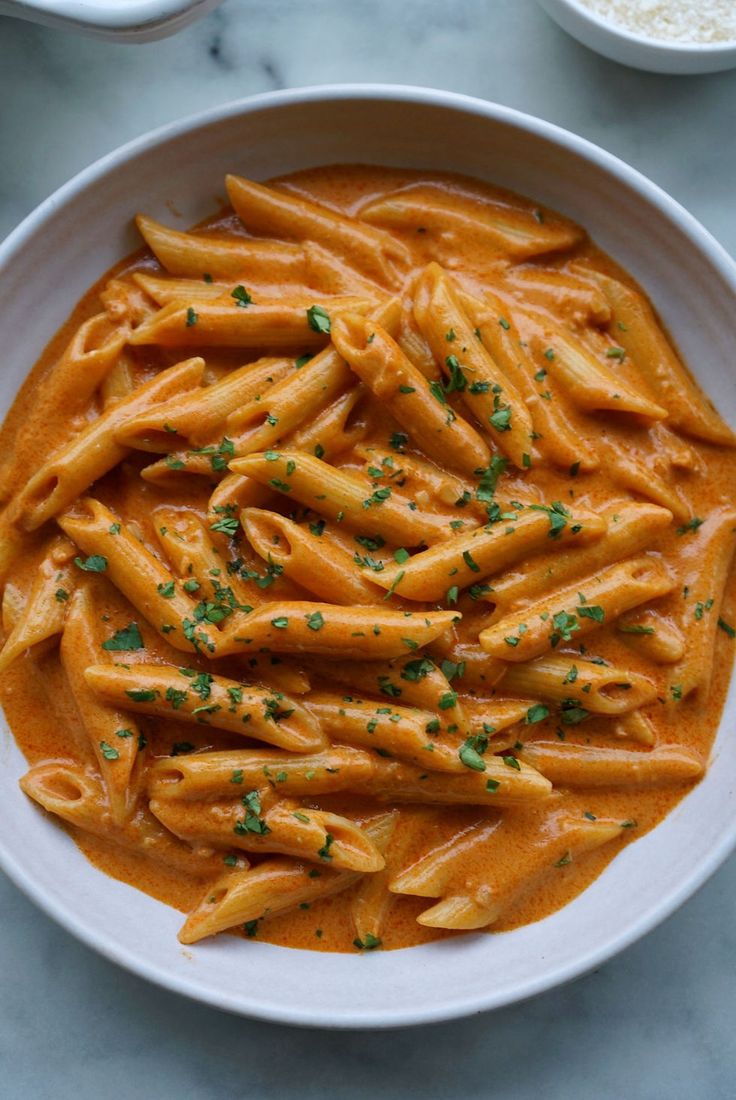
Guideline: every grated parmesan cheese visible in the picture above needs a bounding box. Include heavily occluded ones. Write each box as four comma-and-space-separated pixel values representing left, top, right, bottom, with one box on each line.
577, 0, 736, 43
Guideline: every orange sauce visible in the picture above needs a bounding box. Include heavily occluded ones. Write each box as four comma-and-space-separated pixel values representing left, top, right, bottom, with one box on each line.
1, 165, 734, 953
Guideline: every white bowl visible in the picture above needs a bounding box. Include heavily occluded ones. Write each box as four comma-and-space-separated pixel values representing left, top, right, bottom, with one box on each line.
1, 86, 735, 1029
0, 0, 224, 42
537, 0, 736, 74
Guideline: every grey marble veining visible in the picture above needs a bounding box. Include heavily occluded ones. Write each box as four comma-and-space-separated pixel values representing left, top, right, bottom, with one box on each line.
1, 1, 736, 1096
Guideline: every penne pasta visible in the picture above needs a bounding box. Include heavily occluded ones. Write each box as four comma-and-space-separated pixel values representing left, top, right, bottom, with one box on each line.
0, 537, 76, 675
84, 662, 325, 753
58, 499, 220, 656
305, 690, 464, 772
358, 755, 552, 805
115, 356, 292, 452
413, 263, 535, 467
136, 213, 308, 281
584, 269, 736, 446
147, 745, 375, 802
332, 313, 491, 477
359, 183, 583, 260
231, 451, 459, 545
219, 603, 457, 661
242, 508, 385, 606
150, 793, 384, 872
178, 812, 397, 944
12, 357, 204, 531
517, 741, 705, 788
490, 501, 673, 610
227, 175, 411, 288
128, 295, 376, 349
527, 316, 668, 420
479, 556, 675, 661
394, 808, 626, 929
60, 587, 145, 823
461, 289, 600, 473
371, 501, 605, 601
500, 655, 657, 715
671, 508, 736, 698
21, 763, 228, 878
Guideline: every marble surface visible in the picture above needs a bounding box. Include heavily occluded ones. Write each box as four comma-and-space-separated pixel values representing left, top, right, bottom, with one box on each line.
1, 1, 735, 1095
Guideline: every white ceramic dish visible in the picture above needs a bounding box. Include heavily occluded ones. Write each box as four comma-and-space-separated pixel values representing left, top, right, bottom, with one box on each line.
0, 0, 223, 42
1, 85, 735, 1029
537, 0, 736, 74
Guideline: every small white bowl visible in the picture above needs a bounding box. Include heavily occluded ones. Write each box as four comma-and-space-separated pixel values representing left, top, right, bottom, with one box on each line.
537, 0, 736, 74
0, 0, 224, 42
1, 86, 736, 1028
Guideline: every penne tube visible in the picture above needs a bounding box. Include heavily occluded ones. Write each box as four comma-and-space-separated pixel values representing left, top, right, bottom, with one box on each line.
358, 755, 552, 805
490, 501, 673, 610
413, 264, 535, 467
396, 809, 625, 929
613, 709, 656, 746
616, 611, 685, 664
20, 763, 228, 878
517, 741, 705, 788
101, 277, 156, 327
671, 507, 736, 698
60, 587, 145, 823
359, 184, 583, 260
178, 811, 397, 944
306, 690, 465, 772
305, 653, 471, 733
231, 451, 457, 545
332, 313, 491, 477
372, 501, 605, 601
219, 603, 457, 660
585, 269, 736, 446
154, 507, 257, 612
502, 266, 611, 326
224, 298, 399, 455
479, 555, 675, 661
226, 175, 410, 288
0, 537, 76, 675
390, 818, 501, 899
136, 213, 308, 281
150, 793, 384, 872
128, 296, 374, 349
84, 662, 325, 753
500, 655, 657, 714
115, 356, 291, 452
350, 810, 404, 946
147, 746, 375, 801
0, 313, 128, 501
597, 442, 690, 522
242, 509, 385, 606
354, 443, 477, 514
461, 290, 600, 473
58, 499, 219, 656
133, 272, 230, 305
13, 357, 204, 531
528, 320, 668, 420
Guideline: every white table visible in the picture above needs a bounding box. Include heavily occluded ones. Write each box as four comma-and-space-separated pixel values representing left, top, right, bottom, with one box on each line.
1, 2, 735, 1096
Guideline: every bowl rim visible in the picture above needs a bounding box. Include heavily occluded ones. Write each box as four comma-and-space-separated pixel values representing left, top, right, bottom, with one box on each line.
1, 0, 218, 32
538, 0, 736, 54
1, 83, 736, 1029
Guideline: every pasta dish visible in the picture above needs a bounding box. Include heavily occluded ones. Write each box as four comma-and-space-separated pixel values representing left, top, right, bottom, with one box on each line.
0, 165, 734, 952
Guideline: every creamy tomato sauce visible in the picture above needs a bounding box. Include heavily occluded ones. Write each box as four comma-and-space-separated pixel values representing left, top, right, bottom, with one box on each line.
1, 164, 735, 953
